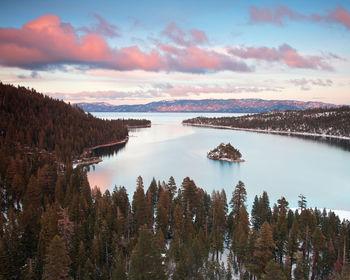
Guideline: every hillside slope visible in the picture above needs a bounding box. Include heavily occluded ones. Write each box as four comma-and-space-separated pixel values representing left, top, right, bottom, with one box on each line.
0, 83, 130, 162
183, 106, 350, 139
76, 98, 337, 113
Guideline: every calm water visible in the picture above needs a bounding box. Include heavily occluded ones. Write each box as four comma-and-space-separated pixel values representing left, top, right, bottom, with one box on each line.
88, 112, 350, 211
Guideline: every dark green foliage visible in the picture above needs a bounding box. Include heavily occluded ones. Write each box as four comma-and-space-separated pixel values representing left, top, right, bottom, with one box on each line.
43, 235, 72, 280
207, 142, 242, 161
262, 260, 287, 280
251, 191, 271, 230
0, 82, 129, 161
183, 106, 350, 138
129, 227, 166, 280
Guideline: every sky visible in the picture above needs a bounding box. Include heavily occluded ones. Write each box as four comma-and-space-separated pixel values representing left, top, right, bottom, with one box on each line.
1, 0, 350, 105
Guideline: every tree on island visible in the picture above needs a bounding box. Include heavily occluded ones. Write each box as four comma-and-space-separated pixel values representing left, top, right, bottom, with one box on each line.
207, 143, 244, 162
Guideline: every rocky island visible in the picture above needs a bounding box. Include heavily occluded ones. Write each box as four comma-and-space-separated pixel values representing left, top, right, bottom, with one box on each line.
207, 143, 245, 162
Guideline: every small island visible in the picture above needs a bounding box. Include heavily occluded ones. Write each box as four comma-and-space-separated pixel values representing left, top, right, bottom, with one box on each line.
207, 143, 245, 162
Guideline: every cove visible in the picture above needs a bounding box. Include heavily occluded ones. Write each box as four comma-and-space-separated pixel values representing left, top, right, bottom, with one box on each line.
87, 112, 350, 211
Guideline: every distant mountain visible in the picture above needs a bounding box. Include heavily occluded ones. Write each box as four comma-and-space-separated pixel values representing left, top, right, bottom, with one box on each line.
76, 99, 337, 113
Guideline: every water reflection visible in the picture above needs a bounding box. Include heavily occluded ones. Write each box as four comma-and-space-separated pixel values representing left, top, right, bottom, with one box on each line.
88, 113, 350, 211
92, 142, 127, 158
284, 134, 350, 152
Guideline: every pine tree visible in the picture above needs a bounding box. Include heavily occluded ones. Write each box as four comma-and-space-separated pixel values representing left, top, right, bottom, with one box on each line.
167, 176, 177, 200
230, 181, 247, 218
234, 205, 250, 277
311, 227, 326, 280
262, 260, 287, 280
147, 177, 158, 208
252, 221, 275, 277
298, 194, 307, 211
210, 190, 227, 260
287, 219, 300, 278
156, 190, 171, 238
43, 235, 72, 280
129, 227, 166, 280
37, 205, 59, 276
181, 177, 198, 219
111, 248, 126, 280
251, 191, 271, 230
132, 176, 149, 233
173, 204, 184, 236
294, 252, 308, 280
276, 197, 289, 264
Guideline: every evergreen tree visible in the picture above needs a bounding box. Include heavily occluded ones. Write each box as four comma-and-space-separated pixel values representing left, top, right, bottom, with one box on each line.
251, 191, 271, 230
287, 219, 300, 278
147, 177, 158, 209
294, 252, 308, 280
252, 221, 275, 277
210, 190, 227, 260
311, 227, 326, 280
129, 227, 166, 280
230, 181, 247, 218
262, 260, 287, 280
234, 205, 250, 277
167, 176, 177, 200
275, 197, 289, 264
298, 194, 307, 211
181, 177, 198, 219
43, 235, 72, 280
132, 176, 150, 233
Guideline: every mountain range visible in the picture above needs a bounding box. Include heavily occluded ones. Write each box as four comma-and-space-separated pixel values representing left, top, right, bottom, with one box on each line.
75, 99, 337, 113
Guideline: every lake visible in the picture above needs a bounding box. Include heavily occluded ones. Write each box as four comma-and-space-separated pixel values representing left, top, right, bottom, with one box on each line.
87, 112, 350, 211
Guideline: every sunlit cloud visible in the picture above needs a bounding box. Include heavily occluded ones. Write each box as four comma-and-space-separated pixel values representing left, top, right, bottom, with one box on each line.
0, 14, 250, 73
228, 44, 332, 71
78, 14, 121, 38
161, 22, 209, 46
249, 5, 350, 30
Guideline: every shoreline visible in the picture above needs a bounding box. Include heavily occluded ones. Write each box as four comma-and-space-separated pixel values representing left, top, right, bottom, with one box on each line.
127, 124, 151, 128
207, 156, 245, 163
74, 136, 129, 168
183, 123, 350, 141
74, 123, 150, 168
74, 158, 102, 167
87, 136, 129, 151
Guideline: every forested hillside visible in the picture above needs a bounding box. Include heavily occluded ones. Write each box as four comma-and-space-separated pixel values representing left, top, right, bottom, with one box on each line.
0, 83, 349, 279
183, 107, 350, 139
0, 83, 131, 162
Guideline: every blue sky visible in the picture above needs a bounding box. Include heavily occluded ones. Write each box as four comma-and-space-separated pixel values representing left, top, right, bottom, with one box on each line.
0, 0, 349, 104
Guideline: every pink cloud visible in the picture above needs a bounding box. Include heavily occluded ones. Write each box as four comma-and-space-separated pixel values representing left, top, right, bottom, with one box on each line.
327, 6, 350, 29
161, 22, 187, 45
189, 29, 209, 44
79, 14, 121, 38
160, 44, 251, 73
228, 44, 332, 70
161, 22, 209, 46
249, 5, 350, 30
249, 5, 304, 25
0, 14, 250, 73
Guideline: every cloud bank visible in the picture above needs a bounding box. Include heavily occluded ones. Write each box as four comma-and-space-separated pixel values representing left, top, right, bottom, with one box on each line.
228, 44, 332, 70
0, 14, 334, 73
0, 15, 250, 73
249, 5, 350, 30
